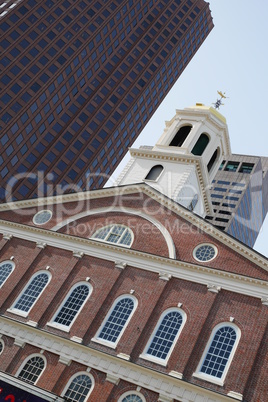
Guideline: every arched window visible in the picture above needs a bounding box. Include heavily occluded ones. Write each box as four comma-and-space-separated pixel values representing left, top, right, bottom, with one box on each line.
118, 392, 146, 402
0, 260, 15, 288
62, 373, 94, 402
93, 295, 137, 347
195, 323, 241, 385
17, 355, 46, 384
91, 225, 133, 247
49, 283, 92, 330
169, 125, 192, 147
144, 165, 163, 181
11, 271, 50, 316
0, 339, 4, 355
140, 308, 186, 364
188, 194, 198, 212
207, 148, 219, 172
191, 133, 209, 156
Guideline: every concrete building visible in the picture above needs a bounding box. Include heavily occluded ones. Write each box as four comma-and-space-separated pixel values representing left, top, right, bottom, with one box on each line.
0, 0, 213, 202
206, 155, 268, 247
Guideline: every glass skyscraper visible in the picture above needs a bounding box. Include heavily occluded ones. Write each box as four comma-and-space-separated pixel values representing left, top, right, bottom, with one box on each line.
206, 154, 268, 247
0, 0, 213, 202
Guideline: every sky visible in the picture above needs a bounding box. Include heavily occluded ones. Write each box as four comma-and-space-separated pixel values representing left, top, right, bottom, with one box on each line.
108, 0, 268, 257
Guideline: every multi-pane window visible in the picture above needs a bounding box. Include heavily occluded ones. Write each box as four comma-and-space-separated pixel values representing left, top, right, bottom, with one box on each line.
141, 309, 185, 364
92, 225, 133, 247
0, 260, 14, 287
12, 271, 50, 314
51, 283, 91, 329
193, 244, 217, 262
195, 324, 240, 384
63, 374, 93, 402
17, 355, 45, 385
94, 296, 136, 346
119, 394, 145, 402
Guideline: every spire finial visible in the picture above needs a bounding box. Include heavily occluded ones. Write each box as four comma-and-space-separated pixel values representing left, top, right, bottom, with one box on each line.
213, 91, 228, 109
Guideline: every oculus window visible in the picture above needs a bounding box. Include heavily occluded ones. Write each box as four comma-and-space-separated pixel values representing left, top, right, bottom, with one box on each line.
91, 225, 133, 247
193, 244, 218, 262
33, 209, 52, 225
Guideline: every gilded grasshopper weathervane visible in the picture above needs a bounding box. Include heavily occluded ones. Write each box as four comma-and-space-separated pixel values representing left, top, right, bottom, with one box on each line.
213, 91, 228, 109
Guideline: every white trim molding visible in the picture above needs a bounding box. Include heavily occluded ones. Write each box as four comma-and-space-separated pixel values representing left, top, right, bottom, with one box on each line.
193, 322, 241, 386
0, 317, 242, 402
0, 220, 267, 302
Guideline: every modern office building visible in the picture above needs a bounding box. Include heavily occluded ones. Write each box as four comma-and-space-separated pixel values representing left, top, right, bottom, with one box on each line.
206, 155, 268, 247
0, 0, 213, 202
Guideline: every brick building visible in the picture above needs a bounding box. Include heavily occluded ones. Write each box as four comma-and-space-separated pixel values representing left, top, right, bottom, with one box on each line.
0, 0, 213, 202
0, 105, 267, 401
0, 181, 267, 401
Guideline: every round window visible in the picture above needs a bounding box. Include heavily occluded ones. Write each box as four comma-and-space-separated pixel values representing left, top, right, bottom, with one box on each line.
193, 244, 217, 262
33, 210, 52, 225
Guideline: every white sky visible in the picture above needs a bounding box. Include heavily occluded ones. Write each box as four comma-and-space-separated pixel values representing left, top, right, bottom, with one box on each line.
109, 0, 268, 257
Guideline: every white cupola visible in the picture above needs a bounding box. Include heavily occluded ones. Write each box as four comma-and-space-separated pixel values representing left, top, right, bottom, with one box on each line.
115, 104, 231, 217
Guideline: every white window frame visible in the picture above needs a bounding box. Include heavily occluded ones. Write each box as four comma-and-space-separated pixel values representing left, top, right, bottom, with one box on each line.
8, 270, 51, 317
193, 322, 241, 386
0, 260, 15, 288
16, 353, 46, 385
91, 224, 134, 248
118, 390, 146, 402
193, 243, 218, 263
61, 371, 94, 402
0, 339, 4, 355
92, 294, 137, 348
139, 307, 186, 366
143, 164, 164, 182
47, 282, 92, 332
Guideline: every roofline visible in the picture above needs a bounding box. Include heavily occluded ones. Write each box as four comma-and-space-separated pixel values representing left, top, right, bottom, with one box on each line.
0, 183, 267, 268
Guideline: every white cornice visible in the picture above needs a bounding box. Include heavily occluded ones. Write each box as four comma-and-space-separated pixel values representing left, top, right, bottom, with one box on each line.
0, 183, 267, 270
0, 317, 241, 402
0, 220, 267, 300
129, 148, 213, 215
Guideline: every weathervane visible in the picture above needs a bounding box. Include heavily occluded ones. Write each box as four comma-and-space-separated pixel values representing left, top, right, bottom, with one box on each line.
213, 91, 228, 109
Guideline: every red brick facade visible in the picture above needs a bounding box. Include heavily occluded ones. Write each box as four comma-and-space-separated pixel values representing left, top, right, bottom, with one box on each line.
0, 186, 267, 401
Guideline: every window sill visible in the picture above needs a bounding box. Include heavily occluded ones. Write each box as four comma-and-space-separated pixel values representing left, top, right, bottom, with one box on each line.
46, 321, 70, 332
192, 372, 224, 386
91, 337, 116, 349
139, 353, 167, 367
6, 308, 28, 318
